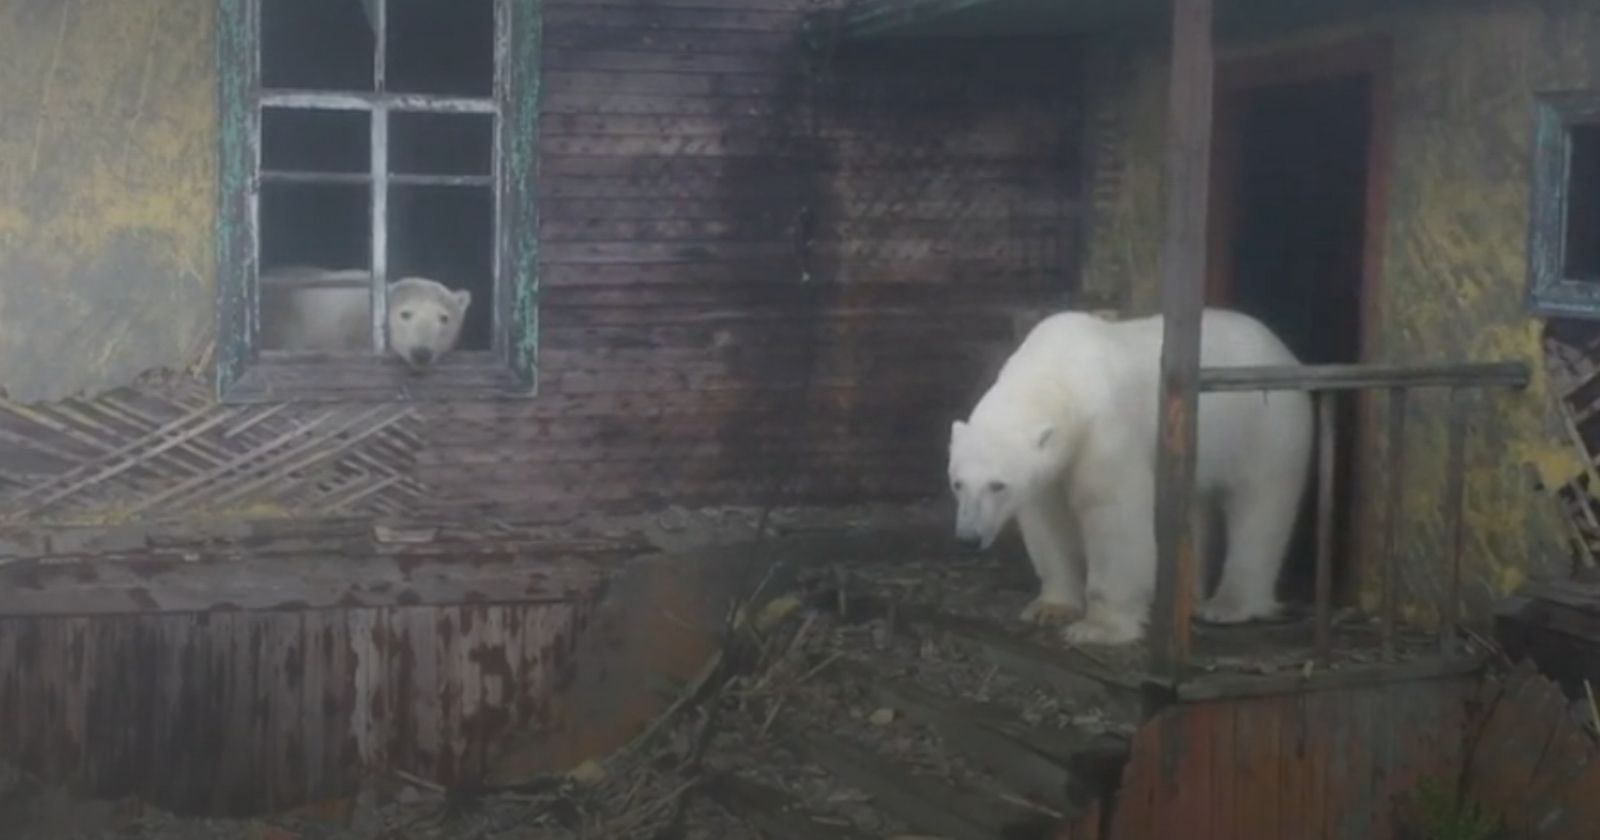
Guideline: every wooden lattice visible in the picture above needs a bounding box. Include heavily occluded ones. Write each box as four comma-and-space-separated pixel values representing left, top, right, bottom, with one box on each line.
0, 378, 423, 525
1541, 321, 1600, 573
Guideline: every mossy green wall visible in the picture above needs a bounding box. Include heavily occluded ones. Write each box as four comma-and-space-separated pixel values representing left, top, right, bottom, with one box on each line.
0, 0, 217, 404
1080, 0, 1600, 619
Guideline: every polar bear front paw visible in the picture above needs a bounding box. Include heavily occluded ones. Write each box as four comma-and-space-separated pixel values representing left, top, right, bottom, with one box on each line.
1018, 597, 1083, 626
1062, 612, 1143, 647
1196, 597, 1282, 625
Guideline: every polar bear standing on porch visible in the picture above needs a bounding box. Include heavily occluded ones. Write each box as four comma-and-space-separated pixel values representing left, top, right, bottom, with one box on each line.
947, 308, 1313, 647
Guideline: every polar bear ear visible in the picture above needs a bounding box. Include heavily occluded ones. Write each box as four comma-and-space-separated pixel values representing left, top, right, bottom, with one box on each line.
950, 419, 967, 440
452, 289, 472, 312
1033, 424, 1055, 450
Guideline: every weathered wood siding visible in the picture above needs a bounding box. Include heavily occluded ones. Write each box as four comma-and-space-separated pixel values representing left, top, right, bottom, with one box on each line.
1077, 0, 1595, 621
420, 12, 1084, 521
0, 0, 1085, 526
1079, 673, 1476, 839
0, 602, 585, 816
1461, 661, 1600, 839
1059, 663, 1600, 839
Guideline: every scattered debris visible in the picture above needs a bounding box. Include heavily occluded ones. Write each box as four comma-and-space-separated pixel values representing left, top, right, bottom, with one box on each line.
565, 761, 606, 787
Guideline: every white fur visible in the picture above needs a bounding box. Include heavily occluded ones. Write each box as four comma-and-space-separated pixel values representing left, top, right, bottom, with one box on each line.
948, 308, 1313, 647
259, 266, 472, 368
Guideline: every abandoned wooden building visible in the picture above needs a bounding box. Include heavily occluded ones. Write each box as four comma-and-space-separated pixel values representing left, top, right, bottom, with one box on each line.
2, 0, 1600, 837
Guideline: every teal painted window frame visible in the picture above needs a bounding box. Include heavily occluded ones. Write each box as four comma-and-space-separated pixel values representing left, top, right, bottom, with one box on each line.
1527, 91, 1600, 320
215, 0, 541, 403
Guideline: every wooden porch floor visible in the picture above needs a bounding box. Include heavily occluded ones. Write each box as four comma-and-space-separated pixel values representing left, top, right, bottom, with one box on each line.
663, 547, 1488, 839
824, 547, 1484, 703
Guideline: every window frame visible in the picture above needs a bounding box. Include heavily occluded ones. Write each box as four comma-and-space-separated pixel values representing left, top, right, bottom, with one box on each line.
1527, 90, 1600, 320
215, 0, 541, 403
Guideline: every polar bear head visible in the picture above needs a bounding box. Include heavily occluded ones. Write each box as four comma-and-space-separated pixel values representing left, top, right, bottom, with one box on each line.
387, 277, 472, 369
947, 418, 1060, 549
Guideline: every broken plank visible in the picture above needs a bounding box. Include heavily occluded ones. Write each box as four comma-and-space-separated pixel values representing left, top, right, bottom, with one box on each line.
903, 608, 1154, 715
703, 772, 876, 840
830, 658, 1081, 810
781, 725, 1039, 840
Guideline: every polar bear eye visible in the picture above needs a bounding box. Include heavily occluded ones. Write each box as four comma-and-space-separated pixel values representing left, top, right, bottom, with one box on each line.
439, 313, 450, 325
400, 310, 413, 321
988, 481, 1007, 493
951, 480, 964, 492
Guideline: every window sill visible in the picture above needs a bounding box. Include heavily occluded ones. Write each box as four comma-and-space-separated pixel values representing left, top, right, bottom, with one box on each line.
219, 351, 535, 404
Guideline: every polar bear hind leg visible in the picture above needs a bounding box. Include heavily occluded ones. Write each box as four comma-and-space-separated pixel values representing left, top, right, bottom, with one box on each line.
1198, 477, 1302, 624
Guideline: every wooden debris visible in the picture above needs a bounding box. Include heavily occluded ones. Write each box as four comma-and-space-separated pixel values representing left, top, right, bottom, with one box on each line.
703, 773, 875, 840
846, 664, 1084, 810
782, 726, 1031, 840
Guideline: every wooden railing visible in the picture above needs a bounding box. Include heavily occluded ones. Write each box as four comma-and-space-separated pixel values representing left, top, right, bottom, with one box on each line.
1153, 361, 1532, 675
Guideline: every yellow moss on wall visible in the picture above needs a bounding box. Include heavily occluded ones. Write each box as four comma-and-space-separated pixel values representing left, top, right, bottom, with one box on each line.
1079, 46, 1167, 312
1080, 0, 1600, 620
0, 0, 217, 404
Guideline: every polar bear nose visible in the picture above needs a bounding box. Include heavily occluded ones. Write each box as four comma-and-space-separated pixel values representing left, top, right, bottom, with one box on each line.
409, 347, 435, 366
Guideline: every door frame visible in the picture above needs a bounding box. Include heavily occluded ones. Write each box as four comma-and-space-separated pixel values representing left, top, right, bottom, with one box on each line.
1204, 35, 1395, 605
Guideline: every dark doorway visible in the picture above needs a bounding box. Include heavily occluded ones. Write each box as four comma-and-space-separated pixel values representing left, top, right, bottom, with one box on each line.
1208, 64, 1378, 607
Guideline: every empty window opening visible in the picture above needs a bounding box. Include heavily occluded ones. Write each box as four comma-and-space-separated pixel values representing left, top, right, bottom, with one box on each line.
255, 0, 499, 355
1565, 123, 1600, 282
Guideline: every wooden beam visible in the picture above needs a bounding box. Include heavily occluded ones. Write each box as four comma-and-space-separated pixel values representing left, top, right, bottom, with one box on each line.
0, 554, 609, 616
1150, 0, 1215, 678
1174, 654, 1484, 702
1197, 361, 1531, 393
0, 528, 947, 617
1314, 393, 1336, 664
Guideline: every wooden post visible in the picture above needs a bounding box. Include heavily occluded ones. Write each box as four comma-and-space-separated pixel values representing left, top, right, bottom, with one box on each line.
1381, 386, 1408, 660
1150, 0, 1215, 678
1442, 388, 1468, 655
1314, 392, 1336, 665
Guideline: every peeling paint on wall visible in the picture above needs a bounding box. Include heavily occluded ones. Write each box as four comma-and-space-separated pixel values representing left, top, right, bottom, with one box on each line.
0, 0, 217, 404
1079, 0, 1600, 620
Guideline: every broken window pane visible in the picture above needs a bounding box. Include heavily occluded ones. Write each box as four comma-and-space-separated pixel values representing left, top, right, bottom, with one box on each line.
261, 108, 370, 174
1565, 123, 1600, 282
261, 0, 375, 92
259, 182, 371, 281
388, 185, 496, 351
386, 0, 496, 97
390, 112, 494, 176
